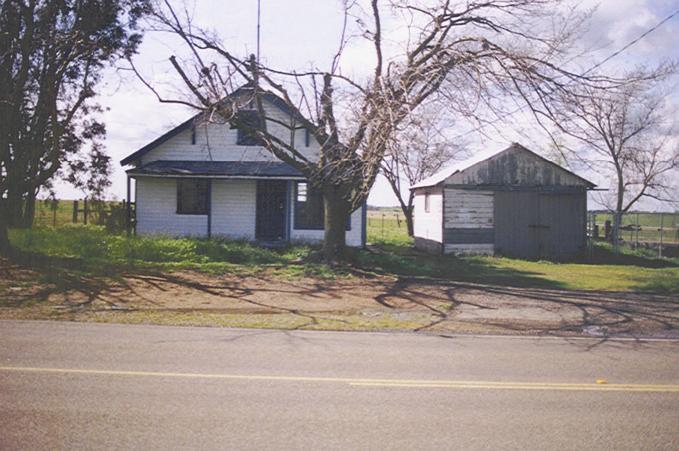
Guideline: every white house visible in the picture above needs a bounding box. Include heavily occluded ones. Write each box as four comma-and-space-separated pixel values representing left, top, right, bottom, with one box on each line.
121, 89, 366, 246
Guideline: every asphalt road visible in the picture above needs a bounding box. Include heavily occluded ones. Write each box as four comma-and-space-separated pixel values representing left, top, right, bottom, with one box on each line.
1, 320, 678, 450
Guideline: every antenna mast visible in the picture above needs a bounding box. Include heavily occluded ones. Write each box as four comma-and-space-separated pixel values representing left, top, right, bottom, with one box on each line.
256, 0, 261, 63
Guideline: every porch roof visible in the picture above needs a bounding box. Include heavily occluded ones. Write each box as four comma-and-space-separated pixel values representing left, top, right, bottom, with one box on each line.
126, 160, 305, 179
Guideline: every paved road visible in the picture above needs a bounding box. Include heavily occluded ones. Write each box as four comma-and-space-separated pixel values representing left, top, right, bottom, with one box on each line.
1, 320, 678, 450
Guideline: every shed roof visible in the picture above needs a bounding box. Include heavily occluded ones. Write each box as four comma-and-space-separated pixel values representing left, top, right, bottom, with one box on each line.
410, 143, 595, 190
126, 160, 304, 178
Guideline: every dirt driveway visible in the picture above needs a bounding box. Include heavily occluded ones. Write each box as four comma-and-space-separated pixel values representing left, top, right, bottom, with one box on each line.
1, 258, 677, 338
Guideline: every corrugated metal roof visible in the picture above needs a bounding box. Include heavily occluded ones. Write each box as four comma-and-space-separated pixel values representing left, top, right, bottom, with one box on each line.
127, 160, 304, 178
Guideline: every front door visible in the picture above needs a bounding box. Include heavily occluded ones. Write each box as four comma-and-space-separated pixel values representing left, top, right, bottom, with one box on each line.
256, 180, 287, 241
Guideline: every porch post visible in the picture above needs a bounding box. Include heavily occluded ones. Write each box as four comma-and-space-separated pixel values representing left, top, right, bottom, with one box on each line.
126, 175, 131, 236
285, 180, 292, 241
207, 179, 212, 238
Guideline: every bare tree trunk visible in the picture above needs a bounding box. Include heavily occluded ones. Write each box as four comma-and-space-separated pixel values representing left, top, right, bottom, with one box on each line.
0, 201, 10, 254
323, 189, 351, 263
404, 205, 414, 237
20, 193, 36, 228
613, 170, 624, 253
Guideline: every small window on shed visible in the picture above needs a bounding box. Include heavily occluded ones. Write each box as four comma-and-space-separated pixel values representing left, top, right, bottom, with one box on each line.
424, 192, 431, 213
235, 110, 262, 146
177, 179, 209, 215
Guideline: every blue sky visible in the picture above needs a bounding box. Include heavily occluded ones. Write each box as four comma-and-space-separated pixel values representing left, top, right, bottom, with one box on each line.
52, 0, 679, 208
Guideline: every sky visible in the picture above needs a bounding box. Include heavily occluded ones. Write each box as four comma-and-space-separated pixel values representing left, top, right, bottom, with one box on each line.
52, 0, 679, 210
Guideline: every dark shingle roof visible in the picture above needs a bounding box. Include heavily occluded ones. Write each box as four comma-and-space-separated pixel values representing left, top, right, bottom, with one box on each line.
126, 160, 304, 178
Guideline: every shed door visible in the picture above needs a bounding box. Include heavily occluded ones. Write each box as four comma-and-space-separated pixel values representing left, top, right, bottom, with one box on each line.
494, 191, 539, 259
494, 191, 585, 260
256, 180, 287, 241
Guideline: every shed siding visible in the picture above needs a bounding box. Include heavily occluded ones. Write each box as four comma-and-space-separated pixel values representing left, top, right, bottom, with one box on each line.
446, 146, 586, 187
494, 190, 587, 260
211, 180, 257, 239
136, 177, 207, 236
140, 101, 320, 165
442, 189, 494, 255
413, 189, 443, 245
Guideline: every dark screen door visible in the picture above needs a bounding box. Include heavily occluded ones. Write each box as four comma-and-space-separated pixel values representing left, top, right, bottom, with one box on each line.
256, 180, 287, 241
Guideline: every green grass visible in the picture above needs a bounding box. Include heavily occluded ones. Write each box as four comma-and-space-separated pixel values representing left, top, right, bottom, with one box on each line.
8, 225, 337, 278
7, 221, 679, 294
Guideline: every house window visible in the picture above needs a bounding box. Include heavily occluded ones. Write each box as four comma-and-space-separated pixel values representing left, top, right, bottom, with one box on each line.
294, 182, 351, 231
235, 110, 262, 146
177, 179, 209, 215
424, 192, 430, 213
190, 126, 196, 145
294, 182, 324, 230
305, 128, 310, 147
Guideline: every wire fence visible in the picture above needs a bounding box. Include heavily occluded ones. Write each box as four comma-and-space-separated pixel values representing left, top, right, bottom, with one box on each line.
34, 199, 134, 232
588, 211, 679, 257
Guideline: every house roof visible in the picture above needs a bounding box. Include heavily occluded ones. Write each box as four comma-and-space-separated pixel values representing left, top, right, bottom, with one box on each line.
120, 86, 308, 167
410, 143, 595, 190
126, 160, 304, 178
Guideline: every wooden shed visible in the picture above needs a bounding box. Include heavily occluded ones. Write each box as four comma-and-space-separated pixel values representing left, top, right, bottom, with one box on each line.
410, 143, 595, 260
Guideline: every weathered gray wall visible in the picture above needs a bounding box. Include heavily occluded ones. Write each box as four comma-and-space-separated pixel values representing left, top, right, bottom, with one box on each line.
494, 190, 586, 260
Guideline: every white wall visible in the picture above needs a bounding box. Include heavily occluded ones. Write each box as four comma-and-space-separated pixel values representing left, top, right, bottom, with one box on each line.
211, 180, 257, 240
413, 189, 443, 243
136, 178, 207, 236
288, 199, 364, 247
140, 101, 320, 165
135, 177, 364, 246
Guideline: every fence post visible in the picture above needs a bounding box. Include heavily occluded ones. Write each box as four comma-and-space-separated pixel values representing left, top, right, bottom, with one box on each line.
83, 199, 88, 225
635, 212, 639, 248
381, 213, 385, 240
72, 200, 78, 223
659, 212, 664, 258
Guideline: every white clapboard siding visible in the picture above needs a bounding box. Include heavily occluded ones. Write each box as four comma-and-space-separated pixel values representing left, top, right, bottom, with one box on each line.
289, 191, 364, 247
444, 244, 494, 255
141, 101, 320, 165
136, 178, 207, 236
444, 189, 494, 228
211, 180, 257, 239
413, 190, 443, 243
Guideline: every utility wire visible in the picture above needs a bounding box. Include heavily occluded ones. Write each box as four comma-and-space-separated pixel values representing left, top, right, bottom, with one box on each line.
449, 7, 679, 141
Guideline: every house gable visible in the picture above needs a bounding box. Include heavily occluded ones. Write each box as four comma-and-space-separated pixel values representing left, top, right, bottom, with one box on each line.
121, 94, 320, 167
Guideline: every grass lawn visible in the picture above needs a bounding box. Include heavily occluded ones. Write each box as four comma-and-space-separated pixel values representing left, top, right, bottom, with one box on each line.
2, 223, 678, 335
4, 223, 679, 294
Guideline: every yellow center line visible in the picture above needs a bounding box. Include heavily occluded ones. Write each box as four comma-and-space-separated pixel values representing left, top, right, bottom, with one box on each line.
1, 366, 678, 393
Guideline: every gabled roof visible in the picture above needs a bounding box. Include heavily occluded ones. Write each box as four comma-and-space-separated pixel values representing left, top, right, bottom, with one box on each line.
410, 143, 595, 190
126, 160, 304, 178
120, 86, 308, 166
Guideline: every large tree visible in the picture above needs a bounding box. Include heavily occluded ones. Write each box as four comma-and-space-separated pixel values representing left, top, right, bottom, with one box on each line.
546, 69, 678, 249
136, 0, 605, 261
0, 0, 149, 251
381, 101, 467, 236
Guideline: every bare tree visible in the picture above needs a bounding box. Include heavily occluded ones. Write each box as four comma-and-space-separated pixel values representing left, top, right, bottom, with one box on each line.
382, 102, 468, 236
133, 0, 605, 261
547, 68, 678, 249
